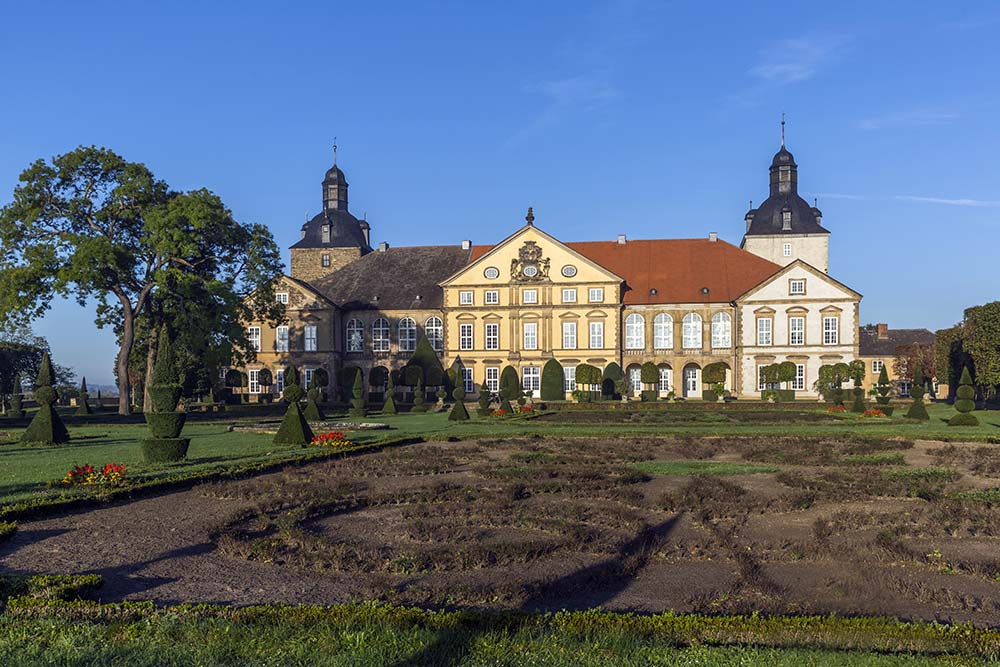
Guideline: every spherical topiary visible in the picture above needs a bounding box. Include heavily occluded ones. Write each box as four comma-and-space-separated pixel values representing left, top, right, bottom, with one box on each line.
448, 383, 470, 421
905, 366, 930, 421
142, 328, 189, 462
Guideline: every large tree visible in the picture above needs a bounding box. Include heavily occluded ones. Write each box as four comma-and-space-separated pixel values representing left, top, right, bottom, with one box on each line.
962, 301, 1000, 397
0, 147, 282, 414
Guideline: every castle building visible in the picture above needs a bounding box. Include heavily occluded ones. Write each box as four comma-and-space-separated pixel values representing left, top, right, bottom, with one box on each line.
237, 137, 862, 400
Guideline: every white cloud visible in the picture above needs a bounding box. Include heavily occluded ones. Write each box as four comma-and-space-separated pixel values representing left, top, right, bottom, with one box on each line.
748, 35, 849, 85
523, 76, 619, 111
892, 195, 1000, 208
858, 108, 959, 131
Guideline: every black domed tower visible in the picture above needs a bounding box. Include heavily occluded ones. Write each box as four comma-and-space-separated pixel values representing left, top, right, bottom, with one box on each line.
290, 145, 373, 282
741, 120, 831, 272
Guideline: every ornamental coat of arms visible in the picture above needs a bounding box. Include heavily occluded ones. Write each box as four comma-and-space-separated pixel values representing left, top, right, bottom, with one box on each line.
510, 241, 550, 281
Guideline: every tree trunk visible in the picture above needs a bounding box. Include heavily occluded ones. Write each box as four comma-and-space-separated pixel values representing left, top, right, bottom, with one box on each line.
117, 310, 135, 416
142, 326, 158, 413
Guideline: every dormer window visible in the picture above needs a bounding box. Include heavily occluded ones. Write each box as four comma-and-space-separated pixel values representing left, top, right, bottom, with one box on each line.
781, 210, 792, 229
321, 224, 330, 243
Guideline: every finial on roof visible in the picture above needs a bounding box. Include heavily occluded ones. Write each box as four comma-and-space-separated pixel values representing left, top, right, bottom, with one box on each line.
525, 207, 534, 225
780, 113, 785, 147
814, 197, 818, 207
749, 199, 753, 209
333, 137, 338, 166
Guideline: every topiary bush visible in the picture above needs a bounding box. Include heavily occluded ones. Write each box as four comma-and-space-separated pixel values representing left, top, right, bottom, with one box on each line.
348, 368, 367, 418
540, 359, 564, 401
21, 352, 70, 445
382, 370, 398, 414
477, 389, 492, 416
499, 366, 521, 405
640, 362, 658, 401
875, 366, 891, 407
602, 363, 623, 400
448, 382, 470, 421
410, 378, 427, 413
7, 374, 25, 419
140, 330, 189, 462
74, 377, 91, 416
905, 366, 930, 421
948, 366, 979, 426
273, 401, 314, 445
282, 366, 305, 404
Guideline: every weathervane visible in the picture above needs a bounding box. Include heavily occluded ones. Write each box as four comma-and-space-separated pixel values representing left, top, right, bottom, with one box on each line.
333, 137, 338, 166
780, 113, 786, 147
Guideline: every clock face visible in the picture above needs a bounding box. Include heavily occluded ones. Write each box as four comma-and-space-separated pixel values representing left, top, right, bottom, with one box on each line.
523, 265, 539, 278
484, 266, 500, 280
561, 265, 577, 278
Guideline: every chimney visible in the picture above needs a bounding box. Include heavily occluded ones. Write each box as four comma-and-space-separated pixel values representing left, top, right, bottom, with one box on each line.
617, 234, 627, 245
876, 323, 889, 339
461, 239, 472, 251
708, 231, 718, 242
378, 241, 390, 252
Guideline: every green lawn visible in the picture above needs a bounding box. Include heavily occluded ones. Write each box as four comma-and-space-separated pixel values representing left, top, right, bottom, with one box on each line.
634, 460, 779, 476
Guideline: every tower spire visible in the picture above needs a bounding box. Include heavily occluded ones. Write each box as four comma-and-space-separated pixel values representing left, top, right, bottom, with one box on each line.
780, 113, 785, 147
333, 137, 338, 166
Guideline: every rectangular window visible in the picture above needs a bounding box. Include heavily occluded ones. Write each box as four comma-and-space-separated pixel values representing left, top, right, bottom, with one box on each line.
248, 326, 261, 352
792, 364, 806, 390
588, 287, 604, 303
304, 325, 317, 352
459, 323, 474, 350
275, 326, 289, 352
523, 322, 538, 350
522, 289, 538, 304
589, 321, 604, 348
562, 321, 577, 349
562, 288, 577, 303
485, 290, 499, 305
276, 292, 289, 304
303, 368, 315, 390
485, 367, 499, 393
823, 316, 839, 345
248, 369, 260, 394
872, 359, 884, 374
321, 254, 331, 267
462, 368, 474, 394
757, 317, 772, 346
789, 316, 805, 346
485, 322, 499, 350
275, 370, 284, 395
522, 366, 540, 392
899, 380, 912, 398
658, 367, 672, 392
459, 291, 474, 305
789, 279, 806, 295
563, 366, 576, 392
783, 243, 792, 257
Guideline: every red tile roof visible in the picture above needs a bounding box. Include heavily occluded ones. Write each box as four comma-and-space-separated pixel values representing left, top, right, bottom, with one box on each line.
468, 238, 781, 304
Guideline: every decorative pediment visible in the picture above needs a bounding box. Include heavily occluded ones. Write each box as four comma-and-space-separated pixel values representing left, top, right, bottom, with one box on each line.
510, 241, 551, 282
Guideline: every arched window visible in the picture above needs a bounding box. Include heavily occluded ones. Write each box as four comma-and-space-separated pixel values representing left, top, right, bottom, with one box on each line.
425, 316, 443, 351
624, 313, 645, 350
372, 318, 390, 352
682, 313, 702, 349
398, 317, 417, 353
711, 312, 732, 348
653, 314, 673, 350
346, 319, 364, 352
628, 366, 642, 395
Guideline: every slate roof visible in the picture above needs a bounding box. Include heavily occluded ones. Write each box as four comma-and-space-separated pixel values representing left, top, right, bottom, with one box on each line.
744, 145, 830, 237
859, 327, 935, 356
311, 246, 473, 310
469, 238, 782, 305
290, 209, 372, 251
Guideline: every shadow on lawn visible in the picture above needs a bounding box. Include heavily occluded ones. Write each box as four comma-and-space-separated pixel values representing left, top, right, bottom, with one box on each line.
389, 514, 682, 667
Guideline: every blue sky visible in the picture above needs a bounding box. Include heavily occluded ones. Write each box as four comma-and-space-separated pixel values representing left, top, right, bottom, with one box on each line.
1, 1, 998, 385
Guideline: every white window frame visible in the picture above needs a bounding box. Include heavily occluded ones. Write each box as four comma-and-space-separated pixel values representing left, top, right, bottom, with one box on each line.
625, 313, 645, 350
823, 316, 839, 345
372, 318, 390, 353
425, 317, 443, 351
276, 292, 289, 304
485, 367, 499, 393
711, 312, 731, 348
789, 316, 805, 346
485, 290, 499, 305
588, 287, 604, 303
628, 367, 642, 394
321, 254, 331, 267
792, 363, 806, 391
304, 367, 314, 389
248, 369, 260, 394
523, 321, 538, 350
562, 288, 577, 304
304, 325, 317, 352
459, 323, 474, 351
757, 317, 773, 346
459, 290, 474, 305
562, 321, 577, 349
589, 321, 604, 349
275, 370, 284, 396
654, 314, 673, 350
783, 242, 792, 257
347, 319, 364, 352
522, 366, 540, 393
398, 318, 416, 352
872, 359, 884, 374
485, 322, 499, 350
275, 326, 289, 352
462, 368, 474, 394
522, 289, 538, 304
248, 326, 261, 352
682, 313, 702, 349
658, 367, 672, 392
563, 366, 576, 392
684, 367, 699, 395
789, 279, 806, 295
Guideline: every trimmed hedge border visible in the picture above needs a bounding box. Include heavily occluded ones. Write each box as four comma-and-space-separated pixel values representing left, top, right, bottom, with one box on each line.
0, 435, 426, 523
2, 598, 998, 660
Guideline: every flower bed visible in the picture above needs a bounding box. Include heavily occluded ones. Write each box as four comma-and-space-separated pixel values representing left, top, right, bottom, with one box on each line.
61, 463, 127, 487
518, 405, 534, 414
861, 409, 888, 419
489, 409, 509, 418
308, 431, 353, 448
826, 406, 846, 413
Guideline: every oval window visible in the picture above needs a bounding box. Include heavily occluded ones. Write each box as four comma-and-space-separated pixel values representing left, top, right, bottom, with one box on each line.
561, 265, 577, 278
484, 266, 500, 280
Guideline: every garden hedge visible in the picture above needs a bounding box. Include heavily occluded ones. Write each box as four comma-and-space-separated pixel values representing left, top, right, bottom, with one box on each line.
540, 359, 564, 400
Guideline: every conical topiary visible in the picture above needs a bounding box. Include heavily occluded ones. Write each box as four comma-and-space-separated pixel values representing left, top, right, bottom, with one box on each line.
875, 366, 891, 407
477, 389, 491, 417
382, 371, 398, 414
905, 366, 930, 421
448, 383, 470, 421
948, 366, 979, 426
75, 377, 92, 416
410, 378, 427, 413
141, 329, 190, 462
8, 374, 25, 419
273, 365, 310, 445
21, 352, 70, 445
348, 369, 367, 418
303, 374, 325, 422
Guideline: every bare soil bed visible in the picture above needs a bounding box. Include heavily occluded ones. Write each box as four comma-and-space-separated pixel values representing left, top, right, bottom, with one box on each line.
3, 435, 1000, 625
